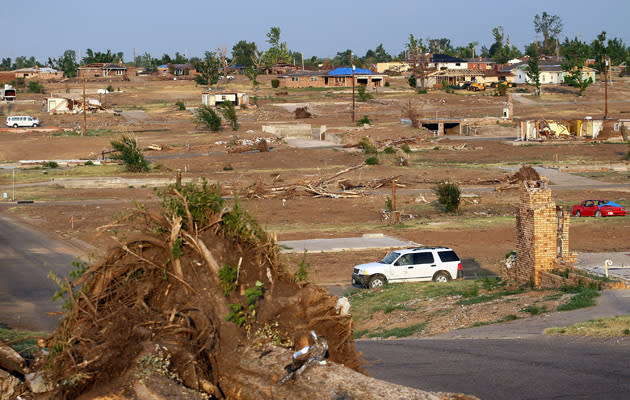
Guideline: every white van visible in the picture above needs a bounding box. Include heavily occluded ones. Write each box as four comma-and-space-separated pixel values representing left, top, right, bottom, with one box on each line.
6, 116, 40, 128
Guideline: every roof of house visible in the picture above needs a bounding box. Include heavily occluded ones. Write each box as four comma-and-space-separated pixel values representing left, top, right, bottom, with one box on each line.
430, 54, 465, 63
79, 63, 127, 70
14, 67, 59, 73
329, 67, 374, 75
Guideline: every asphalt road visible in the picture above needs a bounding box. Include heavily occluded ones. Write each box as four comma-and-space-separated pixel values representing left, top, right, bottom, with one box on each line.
0, 214, 77, 332
357, 337, 630, 400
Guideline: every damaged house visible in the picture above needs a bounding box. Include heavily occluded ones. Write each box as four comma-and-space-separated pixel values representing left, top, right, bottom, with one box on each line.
201, 91, 249, 108
77, 63, 130, 79
520, 118, 630, 141
43, 97, 106, 114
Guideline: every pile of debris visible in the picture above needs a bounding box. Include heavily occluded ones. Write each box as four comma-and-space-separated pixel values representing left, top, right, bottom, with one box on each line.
294, 106, 312, 119
235, 163, 405, 199
0, 181, 477, 399
495, 165, 541, 191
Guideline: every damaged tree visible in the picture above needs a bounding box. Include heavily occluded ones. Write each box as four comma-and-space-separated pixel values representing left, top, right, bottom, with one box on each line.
36, 180, 472, 399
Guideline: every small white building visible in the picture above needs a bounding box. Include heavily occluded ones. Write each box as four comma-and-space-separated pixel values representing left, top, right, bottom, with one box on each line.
201, 91, 249, 108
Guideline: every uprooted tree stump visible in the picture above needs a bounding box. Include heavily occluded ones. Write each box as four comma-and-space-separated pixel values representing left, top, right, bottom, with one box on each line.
35, 180, 476, 399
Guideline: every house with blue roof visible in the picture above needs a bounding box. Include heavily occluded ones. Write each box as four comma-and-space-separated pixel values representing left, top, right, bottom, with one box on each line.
277, 67, 386, 88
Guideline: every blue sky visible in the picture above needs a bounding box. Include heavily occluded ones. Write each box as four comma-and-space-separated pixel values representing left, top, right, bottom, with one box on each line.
2, 0, 627, 62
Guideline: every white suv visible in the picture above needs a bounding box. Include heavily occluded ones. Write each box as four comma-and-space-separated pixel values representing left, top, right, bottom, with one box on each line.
352, 247, 462, 289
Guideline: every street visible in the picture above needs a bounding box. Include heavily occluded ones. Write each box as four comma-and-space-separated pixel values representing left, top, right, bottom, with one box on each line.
358, 336, 630, 400
0, 214, 77, 332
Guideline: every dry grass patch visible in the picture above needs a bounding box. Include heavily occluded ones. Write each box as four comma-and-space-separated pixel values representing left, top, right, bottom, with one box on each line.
545, 316, 630, 337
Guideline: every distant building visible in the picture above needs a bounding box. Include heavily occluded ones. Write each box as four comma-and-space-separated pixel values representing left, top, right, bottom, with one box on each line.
278, 67, 386, 88
14, 66, 62, 80
156, 63, 198, 78
77, 63, 129, 79
201, 91, 249, 108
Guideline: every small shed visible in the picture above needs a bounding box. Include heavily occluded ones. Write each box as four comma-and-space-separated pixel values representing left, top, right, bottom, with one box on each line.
201, 92, 249, 108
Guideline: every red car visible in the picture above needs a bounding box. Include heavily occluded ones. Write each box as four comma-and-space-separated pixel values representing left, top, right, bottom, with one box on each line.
572, 200, 626, 217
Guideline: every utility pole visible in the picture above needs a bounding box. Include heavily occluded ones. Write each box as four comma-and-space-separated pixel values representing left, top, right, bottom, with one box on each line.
82, 77, 87, 136
351, 51, 355, 123
604, 57, 609, 119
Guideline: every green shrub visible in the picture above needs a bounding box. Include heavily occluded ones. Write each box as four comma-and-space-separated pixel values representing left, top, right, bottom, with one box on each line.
27, 80, 44, 94
384, 81, 390, 87
357, 85, 373, 101
294, 251, 310, 282
271, 79, 280, 88
110, 134, 149, 172
218, 264, 238, 296
106, 85, 114, 93
219, 101, 238, 131
358, 136, 377, 153
401, 143, 411, 153
84, 160, 94, 166
408, 75, 416, 88
433, 181, 461, 213
175, 100, 186, 110
43, 161, 59, 169
365, 156, 379, 165
194, 104, 222, 131
357, 115, 371, 126
417, 88, 427, 94
383, 146, 395, 154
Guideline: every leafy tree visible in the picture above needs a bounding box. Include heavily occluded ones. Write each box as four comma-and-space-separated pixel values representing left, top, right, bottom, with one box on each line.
194, 105, 222, 131
533, 11, 563, 55
48, 50, 78, 77
332, 49, 353, 66
455, 42, 478, 59
427, 38, 454, 55
14, 56, 40, 69
488, 26, 522, 63
591, 31, 608, 74
219, 101, 238, 131
526, 56, 542, 96
110, 135, 149, 172
263, 26, 290, 66
523, 42, 538, 58
363, 44, 392, 63
231, 40, 258, 67
134, 52, 153, 69
245, 66, 259, 87
0, 58, 11, 70
605, 37, 629, 67
82, 49, 123, 64
561, 37, 593, 96
194, 51, 220, 86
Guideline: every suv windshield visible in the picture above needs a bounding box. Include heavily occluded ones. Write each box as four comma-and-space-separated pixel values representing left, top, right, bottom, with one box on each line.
379, 252, 400, 264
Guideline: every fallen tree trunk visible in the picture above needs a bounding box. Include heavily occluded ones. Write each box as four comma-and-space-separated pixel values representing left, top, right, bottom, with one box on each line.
218, 344, 478, 400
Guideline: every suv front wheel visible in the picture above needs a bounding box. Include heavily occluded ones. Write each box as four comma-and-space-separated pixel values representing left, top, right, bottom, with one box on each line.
432, 271, 451, 283
368, 275, 386, 289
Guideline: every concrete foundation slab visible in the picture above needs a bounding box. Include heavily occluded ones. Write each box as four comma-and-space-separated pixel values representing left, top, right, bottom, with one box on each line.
279, 234, 419, 254
576, 252, 630, 283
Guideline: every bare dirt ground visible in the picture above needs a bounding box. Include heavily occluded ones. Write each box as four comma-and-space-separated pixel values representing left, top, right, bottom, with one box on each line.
2, 76, 630, 335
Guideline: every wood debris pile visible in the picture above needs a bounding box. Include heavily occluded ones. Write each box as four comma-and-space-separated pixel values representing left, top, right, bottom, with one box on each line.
236, 164, 406, 199
495, 165, 541, 191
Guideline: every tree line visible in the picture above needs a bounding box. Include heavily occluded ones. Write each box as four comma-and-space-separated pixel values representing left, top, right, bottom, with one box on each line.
2, 12, 629, 79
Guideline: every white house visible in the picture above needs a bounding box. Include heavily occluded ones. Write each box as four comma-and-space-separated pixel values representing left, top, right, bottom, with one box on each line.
506, 60, 597, 85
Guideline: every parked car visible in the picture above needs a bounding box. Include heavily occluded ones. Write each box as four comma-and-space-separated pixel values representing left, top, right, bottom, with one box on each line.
352, 246, 463, 289
6, 115, 40, 128
572, 199, 626, 217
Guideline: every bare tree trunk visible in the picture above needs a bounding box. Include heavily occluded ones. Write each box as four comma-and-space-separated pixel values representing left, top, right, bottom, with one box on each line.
218, 344, 478, 400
